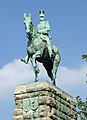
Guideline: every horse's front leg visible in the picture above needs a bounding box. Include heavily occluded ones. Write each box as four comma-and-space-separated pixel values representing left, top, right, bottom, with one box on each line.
30, 58, 39, 82
30, 51, 42, 82
21, 48, 30, 64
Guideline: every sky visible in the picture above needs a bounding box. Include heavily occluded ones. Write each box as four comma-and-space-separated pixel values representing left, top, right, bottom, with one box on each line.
0, 0, 87, 120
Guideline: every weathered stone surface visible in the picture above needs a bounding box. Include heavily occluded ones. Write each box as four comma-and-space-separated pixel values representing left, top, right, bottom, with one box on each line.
13, 81, 78, 120
14, 109, 23, 116
13, 115, 23, 120
14, 84, 27, 95
15, 100, 22, 109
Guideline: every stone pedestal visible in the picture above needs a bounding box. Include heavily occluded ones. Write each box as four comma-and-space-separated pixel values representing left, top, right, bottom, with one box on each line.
13, 81, 78, 120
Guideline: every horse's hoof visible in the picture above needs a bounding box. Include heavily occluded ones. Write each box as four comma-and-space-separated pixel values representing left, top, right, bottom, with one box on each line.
20, 58, 28, 64
52, 79, 56, 85
35, 79, 39, 82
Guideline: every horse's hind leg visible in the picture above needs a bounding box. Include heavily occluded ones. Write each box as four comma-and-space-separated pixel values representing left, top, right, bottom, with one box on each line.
51, 68, 57, 85
51, 61, 58, 85
51, 52, 60, 85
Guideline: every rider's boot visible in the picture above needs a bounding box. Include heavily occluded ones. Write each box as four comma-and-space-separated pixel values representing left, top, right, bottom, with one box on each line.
47, 44, 54, 58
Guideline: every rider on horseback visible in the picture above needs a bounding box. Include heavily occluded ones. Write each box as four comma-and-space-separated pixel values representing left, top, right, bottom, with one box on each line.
36, 10, 53, 58
21, 11, 61, 85
21, 10, 53, 64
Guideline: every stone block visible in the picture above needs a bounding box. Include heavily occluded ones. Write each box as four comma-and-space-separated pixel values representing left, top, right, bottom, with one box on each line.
13, 81, 78, 120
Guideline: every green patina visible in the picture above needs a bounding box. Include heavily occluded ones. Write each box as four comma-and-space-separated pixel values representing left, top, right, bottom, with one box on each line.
21, 10, 61, 85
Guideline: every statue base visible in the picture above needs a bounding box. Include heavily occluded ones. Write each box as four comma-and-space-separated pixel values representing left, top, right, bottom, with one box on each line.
13, 81, 78, 120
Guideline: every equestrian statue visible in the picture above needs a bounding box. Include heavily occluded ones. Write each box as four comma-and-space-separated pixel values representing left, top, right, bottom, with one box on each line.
21, 10, 61, 85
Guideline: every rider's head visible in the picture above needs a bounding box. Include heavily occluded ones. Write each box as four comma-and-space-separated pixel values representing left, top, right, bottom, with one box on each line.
39, 10, 45, 21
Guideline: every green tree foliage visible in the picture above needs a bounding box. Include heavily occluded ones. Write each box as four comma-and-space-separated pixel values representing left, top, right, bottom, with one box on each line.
82, 54, 87, 84
76, 96, 87, 120
82, 54, 87, 61
76, 54, 87, 119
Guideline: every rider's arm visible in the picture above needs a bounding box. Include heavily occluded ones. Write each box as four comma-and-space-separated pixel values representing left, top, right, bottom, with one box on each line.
42, 21, 50, 34
45, 21, 50, 32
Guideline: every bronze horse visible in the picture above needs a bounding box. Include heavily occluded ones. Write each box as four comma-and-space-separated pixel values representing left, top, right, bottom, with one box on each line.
21, 13, 61, 85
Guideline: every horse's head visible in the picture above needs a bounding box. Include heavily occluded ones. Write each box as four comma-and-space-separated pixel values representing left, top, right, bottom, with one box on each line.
24, 13, 33, 33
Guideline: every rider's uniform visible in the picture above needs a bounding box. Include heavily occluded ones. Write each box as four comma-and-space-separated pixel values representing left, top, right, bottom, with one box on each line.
36, 20, 52, 58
